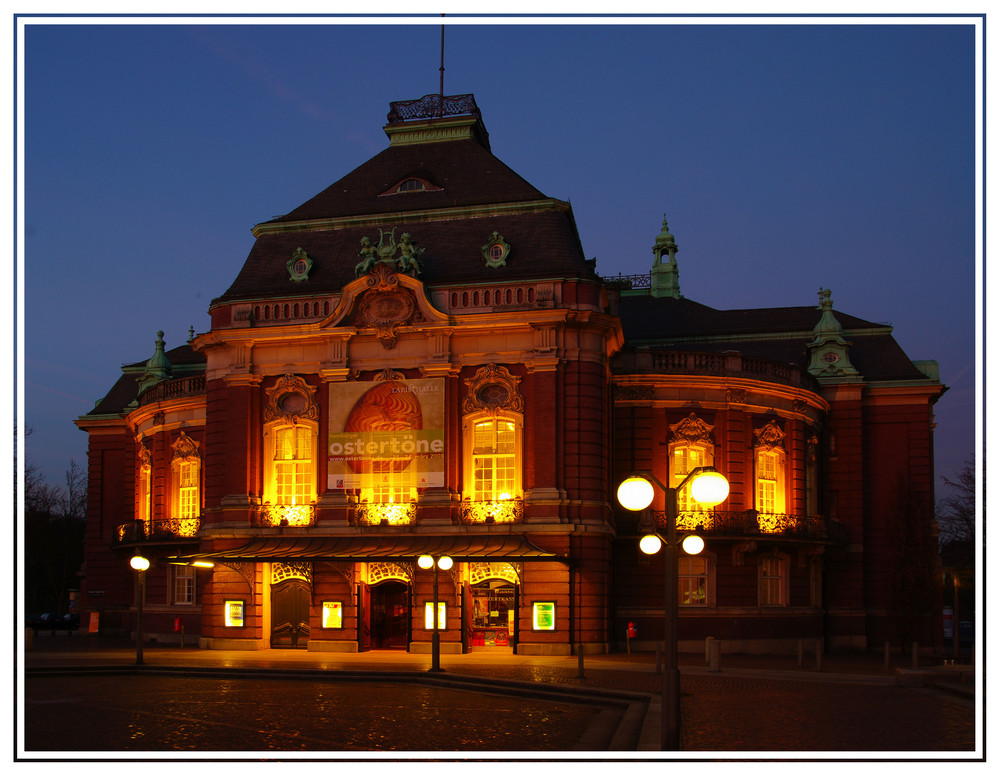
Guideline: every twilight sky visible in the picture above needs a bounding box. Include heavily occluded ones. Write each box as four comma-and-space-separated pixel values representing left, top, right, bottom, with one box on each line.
16, 14, 980, 497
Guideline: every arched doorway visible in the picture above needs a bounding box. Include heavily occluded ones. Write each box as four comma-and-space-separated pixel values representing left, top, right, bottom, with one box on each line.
370, 580, 409, 649
270, 578, 311, 648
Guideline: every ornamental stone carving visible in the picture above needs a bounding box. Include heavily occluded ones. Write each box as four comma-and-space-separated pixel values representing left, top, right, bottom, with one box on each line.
669, 413, 714, 445
463, 363, 524, 416
264, 374, 319, 425
353, 263, 423, 350
754, 419, 786, 451
170, 430, 200, 463
355, 228, 424, 277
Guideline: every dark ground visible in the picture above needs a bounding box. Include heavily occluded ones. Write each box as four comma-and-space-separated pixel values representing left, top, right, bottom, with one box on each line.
19, 634, 980, 758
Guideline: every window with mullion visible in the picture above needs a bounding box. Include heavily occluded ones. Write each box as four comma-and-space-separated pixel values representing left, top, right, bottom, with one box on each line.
472, 419, 516, 501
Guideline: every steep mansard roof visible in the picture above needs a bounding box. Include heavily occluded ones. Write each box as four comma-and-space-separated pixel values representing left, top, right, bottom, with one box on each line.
213, 135, 593, 305
614, 295, 929, 383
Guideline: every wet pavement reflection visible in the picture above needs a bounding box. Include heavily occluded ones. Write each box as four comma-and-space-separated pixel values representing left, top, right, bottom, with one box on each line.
25, 674, 601, 752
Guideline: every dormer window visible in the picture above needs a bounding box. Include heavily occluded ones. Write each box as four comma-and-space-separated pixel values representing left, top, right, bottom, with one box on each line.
380, 177, 442, 196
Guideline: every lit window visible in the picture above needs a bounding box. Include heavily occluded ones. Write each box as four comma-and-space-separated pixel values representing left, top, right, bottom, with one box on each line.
679, 555, 709, 606
759, 556, 787, 607
472, 418, 517, 502
755, 449, 785, 516
137, 463, 151, 527
672, 444, 711, 513
264, 422, 317, 525
274, 425, 313, 505
170, 457, 201, 536
173, 565, 195, 605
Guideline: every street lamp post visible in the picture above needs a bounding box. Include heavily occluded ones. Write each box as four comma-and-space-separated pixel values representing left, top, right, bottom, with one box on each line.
617, 467, 729, 750
129, 554, 150, 666
418, 554, 453, 672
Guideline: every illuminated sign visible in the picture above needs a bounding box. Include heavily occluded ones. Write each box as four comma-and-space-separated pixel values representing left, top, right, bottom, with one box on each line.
224, 600, 245, 628
424, 601, 447, 630
532, 602, 556, 631
328, 378, 445, 490
322, 601, 343, 629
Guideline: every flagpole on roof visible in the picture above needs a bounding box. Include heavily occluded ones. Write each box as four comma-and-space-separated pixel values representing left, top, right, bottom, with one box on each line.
439, 14, 445, 117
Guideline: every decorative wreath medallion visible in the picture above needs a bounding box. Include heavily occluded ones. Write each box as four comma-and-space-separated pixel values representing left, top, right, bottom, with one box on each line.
264, 374, 319, 425
463, 363, 524, 416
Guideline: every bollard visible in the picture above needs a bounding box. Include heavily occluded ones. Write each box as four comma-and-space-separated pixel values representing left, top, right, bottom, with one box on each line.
815, 639, 823, 672
798, 639, 805, 668
912, 641, 919, 668
708, 638, 721, 672
884, 642, 890, 670
705, 636, 715, 665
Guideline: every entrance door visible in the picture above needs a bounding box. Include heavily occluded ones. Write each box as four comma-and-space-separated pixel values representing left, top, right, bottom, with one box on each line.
370, 580, 409, 649
270, 578, 311, 648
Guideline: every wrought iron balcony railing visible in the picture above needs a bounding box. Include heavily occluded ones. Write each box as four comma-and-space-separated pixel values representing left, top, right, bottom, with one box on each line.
349, 501, 417, 527
618, 509, 845, 543
112, 517, 200, 545
459, 497, 525, 525
251, 502, 317, 528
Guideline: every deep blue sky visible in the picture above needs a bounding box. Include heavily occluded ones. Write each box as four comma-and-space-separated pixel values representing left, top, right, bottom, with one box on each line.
18, 16, 979, 495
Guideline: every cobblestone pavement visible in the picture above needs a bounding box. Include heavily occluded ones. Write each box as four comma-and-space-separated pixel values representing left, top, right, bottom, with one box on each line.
20, 635, 980, 757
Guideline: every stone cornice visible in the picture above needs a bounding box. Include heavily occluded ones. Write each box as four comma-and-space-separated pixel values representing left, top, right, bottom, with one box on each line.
251, 198, 572, 238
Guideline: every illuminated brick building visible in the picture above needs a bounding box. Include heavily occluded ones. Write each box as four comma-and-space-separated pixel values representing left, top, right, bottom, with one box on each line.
76, 95, 945, 655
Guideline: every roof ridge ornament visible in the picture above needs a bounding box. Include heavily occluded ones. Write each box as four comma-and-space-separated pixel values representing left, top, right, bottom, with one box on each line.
135, 330, 172, 395
807, 288, 861, 380
650, 215, 681, 299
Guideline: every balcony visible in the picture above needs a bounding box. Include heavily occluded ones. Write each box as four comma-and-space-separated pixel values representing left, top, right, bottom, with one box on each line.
612, 349, 816, 391
349, 501, 417, 527
618, 509, 845, 543
251, 502, 317, 528
137, 373, 205, 406
112, 517, 200, 546
459, 497, 525, 525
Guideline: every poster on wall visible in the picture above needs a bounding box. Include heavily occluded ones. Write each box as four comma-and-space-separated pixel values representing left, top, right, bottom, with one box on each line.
328, 378, 445, 491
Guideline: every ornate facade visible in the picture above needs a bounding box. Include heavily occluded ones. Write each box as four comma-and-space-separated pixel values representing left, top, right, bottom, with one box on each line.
76, 94, 945, 655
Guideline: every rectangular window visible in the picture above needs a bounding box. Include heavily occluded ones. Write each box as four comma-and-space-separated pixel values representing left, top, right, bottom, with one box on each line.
760, 557, 785, 606
178, 462, 199, 521
678, 555, 708, 606
756, 451, 780, 514
674, 446, 707, 512
473, 419, 517, 501
274, 426, 313, 505
173, 565, 195, 605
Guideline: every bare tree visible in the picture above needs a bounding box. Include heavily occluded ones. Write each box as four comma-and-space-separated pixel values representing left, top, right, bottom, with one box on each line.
938, 457, 978, 547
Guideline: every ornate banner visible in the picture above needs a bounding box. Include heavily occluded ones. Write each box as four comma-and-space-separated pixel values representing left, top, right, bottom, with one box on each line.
327, 377, 445, 491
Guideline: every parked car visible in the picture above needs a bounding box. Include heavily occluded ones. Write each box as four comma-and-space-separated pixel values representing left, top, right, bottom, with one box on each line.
26, 613, 75, 631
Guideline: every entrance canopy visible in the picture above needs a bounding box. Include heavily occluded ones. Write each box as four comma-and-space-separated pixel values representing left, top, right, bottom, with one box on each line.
166, 534, 568, 565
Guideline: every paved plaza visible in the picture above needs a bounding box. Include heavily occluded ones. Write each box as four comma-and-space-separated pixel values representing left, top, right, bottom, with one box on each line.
19, 634, 979, 758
